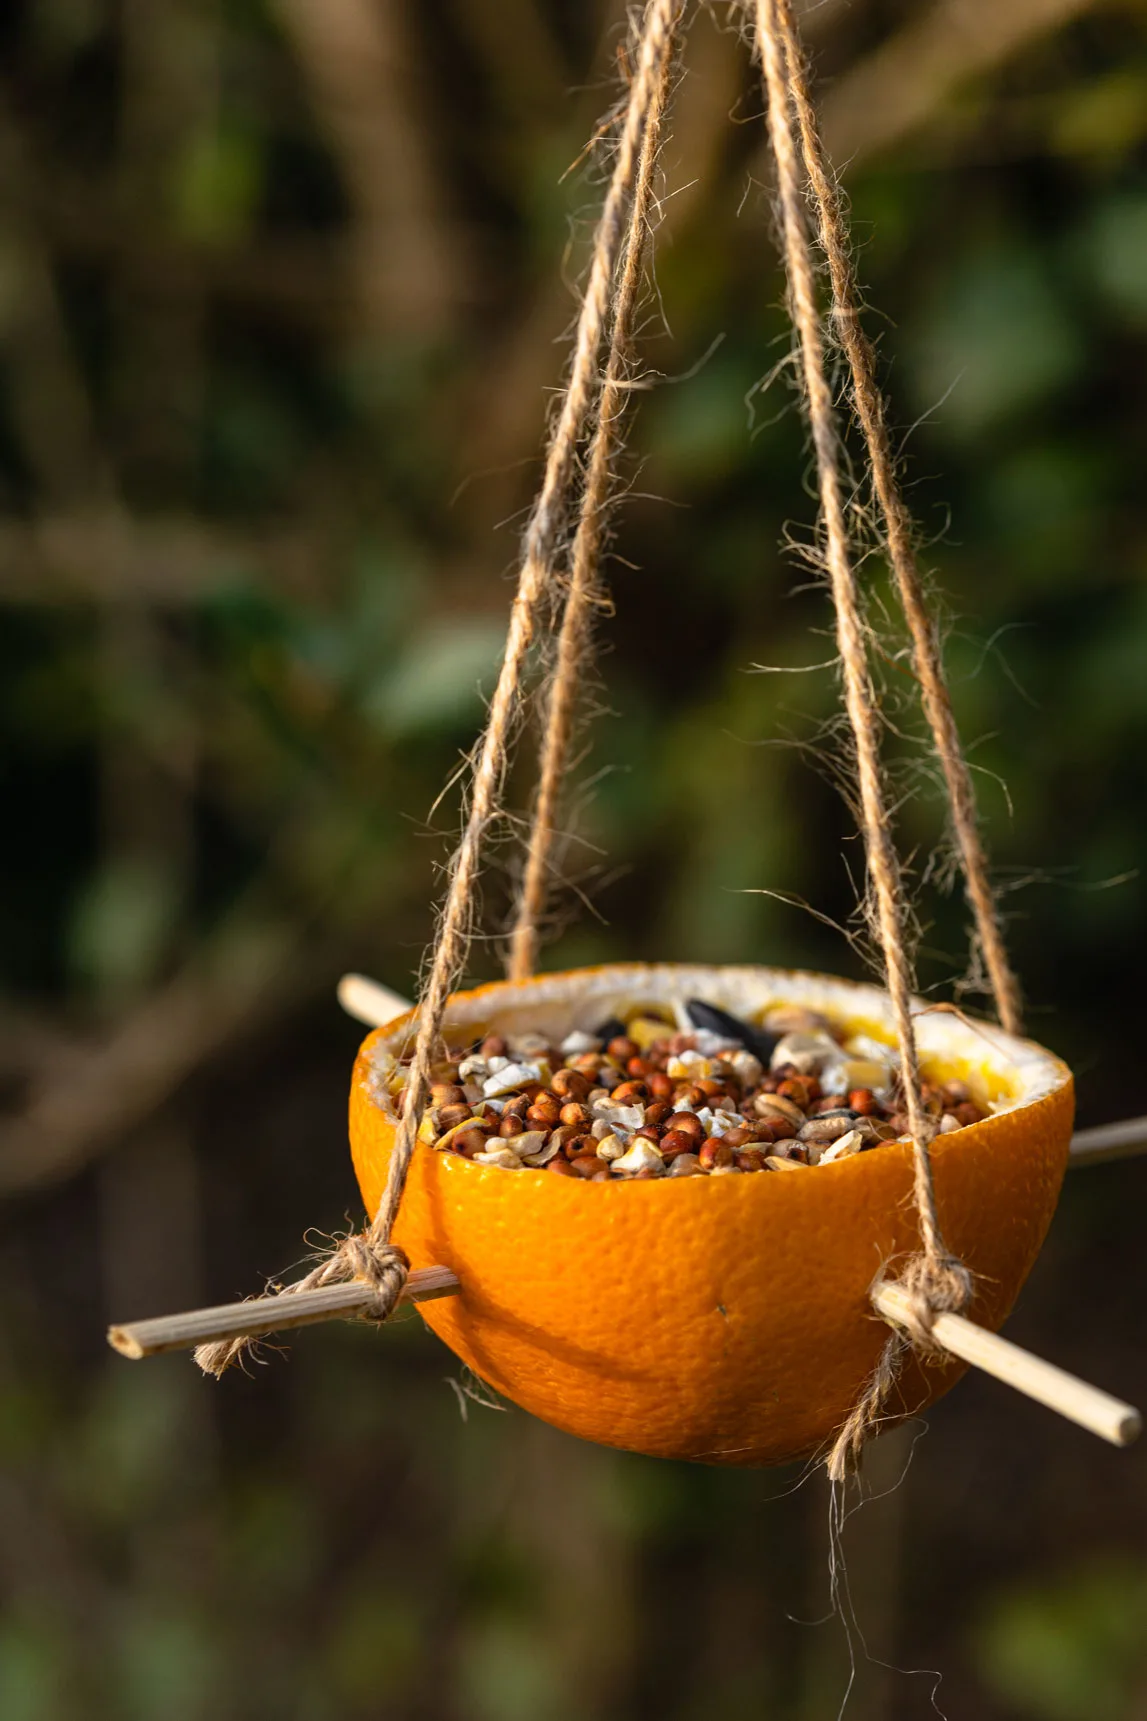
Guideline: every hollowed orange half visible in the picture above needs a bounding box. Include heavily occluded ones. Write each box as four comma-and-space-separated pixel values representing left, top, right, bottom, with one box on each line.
349, 964, 1073, 1467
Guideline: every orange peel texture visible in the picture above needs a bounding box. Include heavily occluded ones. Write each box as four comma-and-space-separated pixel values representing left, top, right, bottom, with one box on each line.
349, 964, 1073, 1467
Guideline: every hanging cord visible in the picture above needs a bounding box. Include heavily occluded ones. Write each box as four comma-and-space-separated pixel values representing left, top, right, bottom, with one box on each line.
195, 0, 683, 1377
772, 0, 1022, 1037
507, 18, 677, 982
749, 0, 972, 1475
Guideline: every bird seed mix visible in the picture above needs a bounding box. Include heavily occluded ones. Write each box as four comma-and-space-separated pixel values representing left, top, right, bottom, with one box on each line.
375, 999, 987, 1179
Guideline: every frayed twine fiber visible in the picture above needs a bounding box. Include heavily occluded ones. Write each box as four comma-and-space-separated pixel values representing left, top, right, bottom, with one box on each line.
195, 0, 683, 1376
194, 1240, 409, 1375
200, 0, 1012, 1461
507, 8, 679, 982
752, 0, 932, 1167
825, 1255, 973, 1483
770, 0, 1022, 1039
751, 0, 975, 1472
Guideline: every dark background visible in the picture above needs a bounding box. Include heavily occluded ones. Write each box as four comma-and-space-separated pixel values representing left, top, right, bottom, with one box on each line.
2, 1, 1146, 1716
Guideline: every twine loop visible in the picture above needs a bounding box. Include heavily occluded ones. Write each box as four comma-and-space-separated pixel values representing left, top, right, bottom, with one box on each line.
192, 0, 682, 1379
749, 0, 999, 1474
890, 1252, 973, 1352
826, 1250, 974, 1481
337, 1237, 411, 1321
194, 1237, 410, 1376
194, 1, 1017, 1485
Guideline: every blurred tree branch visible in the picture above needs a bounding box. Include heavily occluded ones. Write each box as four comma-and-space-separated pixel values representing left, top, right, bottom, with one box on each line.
0, 914, 315, 1199
271, 0, 469, 333
820, 0, 1108, 166
0, 517, 328, 604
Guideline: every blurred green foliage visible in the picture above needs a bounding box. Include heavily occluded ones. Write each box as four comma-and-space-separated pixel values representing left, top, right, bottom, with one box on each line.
975, 1559, 1147, 1720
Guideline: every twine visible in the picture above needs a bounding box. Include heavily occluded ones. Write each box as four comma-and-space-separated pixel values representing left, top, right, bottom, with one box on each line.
194, 1238, 409, 1375
825, 1326, 904, 1484
507, 14, 677, 983
750, 0, 972, 1474
771, 0, 1022, 1039
200, 0, 1000, 1468
195, 0, 683, 1376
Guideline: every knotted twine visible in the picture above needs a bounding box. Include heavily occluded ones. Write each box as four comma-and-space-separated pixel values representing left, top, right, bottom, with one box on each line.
200, 0, 1016, 1483
195, 0, 683, 1376
750, 0, 974, 1479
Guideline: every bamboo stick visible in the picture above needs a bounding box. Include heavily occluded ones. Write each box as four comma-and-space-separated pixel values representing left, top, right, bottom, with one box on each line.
872, 1279, 1141, 1447
112, 1243, 1141, 1453
1067, 1115, 1147, 1167
107, 1265, 460, 1359
337, 973, 413, 1028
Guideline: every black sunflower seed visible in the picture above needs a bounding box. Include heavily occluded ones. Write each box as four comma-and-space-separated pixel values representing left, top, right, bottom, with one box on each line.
593, 1016, 627, 1043
685, 998, 778, 1063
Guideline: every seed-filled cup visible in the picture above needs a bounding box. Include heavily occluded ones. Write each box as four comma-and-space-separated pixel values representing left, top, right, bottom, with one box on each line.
350, 963, 1073, 1467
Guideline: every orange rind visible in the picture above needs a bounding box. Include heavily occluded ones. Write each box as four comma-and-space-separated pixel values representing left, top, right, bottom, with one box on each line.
349, 964, 1073, 1466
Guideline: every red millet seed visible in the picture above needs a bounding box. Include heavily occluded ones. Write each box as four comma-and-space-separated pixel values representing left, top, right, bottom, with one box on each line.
665, 1112, 704, 1144
952, 1101, 985, 1126
776, 1077, 812, 1107
659, 1130, 696, 1161
552, 1068, 591, 1100
430, 1083, 466, 1107
565, 1055, 601, 1080
527, 1094, 561, 1129
755, 1117, 795, 1144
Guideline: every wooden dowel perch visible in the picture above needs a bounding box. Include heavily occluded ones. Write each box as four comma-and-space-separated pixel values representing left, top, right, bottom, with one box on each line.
145, 971, 1129, 1442
873, 1280, 1141, 1448
108, 1265, 460, 1360
109, 1260, 1140, 1455
337, 973, 414, 1029
1066, 1114, 1147, 1167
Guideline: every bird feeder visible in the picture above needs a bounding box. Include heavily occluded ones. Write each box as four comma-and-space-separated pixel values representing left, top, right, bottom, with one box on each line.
109, 0, 1142, 1476
350, 964, 1078, 1466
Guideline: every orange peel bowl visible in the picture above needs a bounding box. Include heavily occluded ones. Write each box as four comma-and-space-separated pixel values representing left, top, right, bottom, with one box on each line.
349, 963, 1073, 1467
